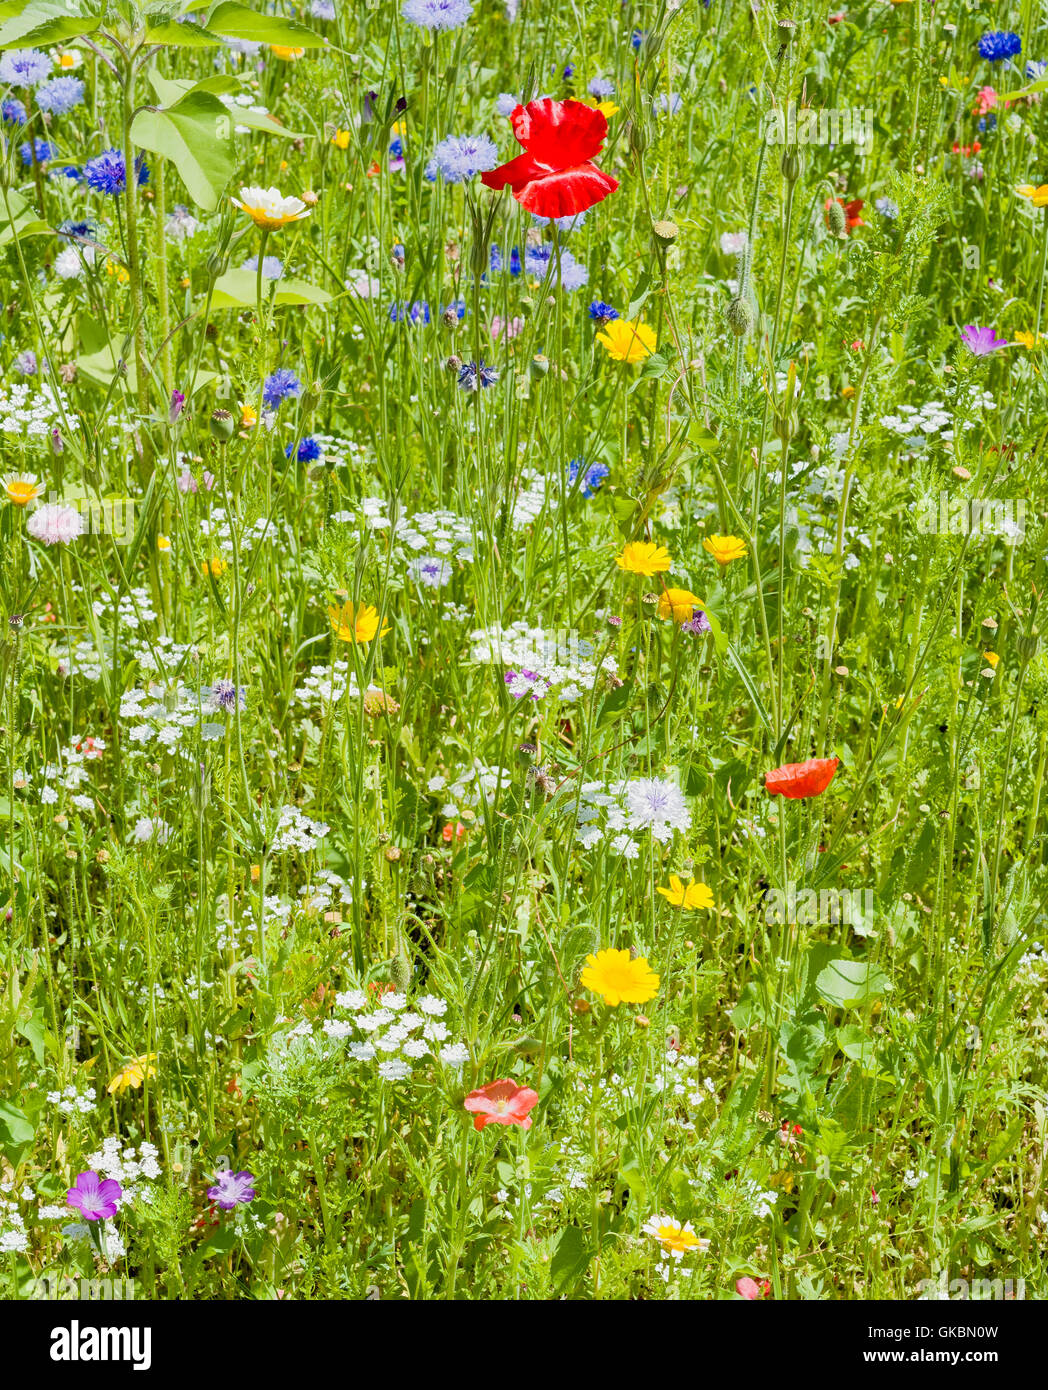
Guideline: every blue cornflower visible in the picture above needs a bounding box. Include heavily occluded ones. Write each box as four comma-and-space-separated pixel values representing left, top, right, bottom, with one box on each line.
1, 98, 27, 126
426, 133, 499, 183
531, 208, 589, 232
977, 113, 998, 133
58, 218, 97, 242
389, 300, 431, 324
978, 31, 1021, 64
311, 0, 336, 16
490, 244, 522, 276
588, 77, 615, 98
19, 138, 53, 166
84, 148, 149, 195
588, 300, 619, 324
61, 166, 83, 182
1026, 59, 1047, 79
401, 0, 473, 30
562, 64, 575, 79
285, 435, 324, 462
0, 49, 52, 87
389, 135, 403, 159
631, 28, 647, 51
655, 92, 684, 116
443, 299, 467, 320
495, 92, 519, 116
203, 680, 246, 712
262, 368, 302, 407
874, 197, 898, 220
567, 457, 610, 498
457, 360, 498, 391
524, 243, 588, 292
242, 255, 284, 280
35, 76, 85, 115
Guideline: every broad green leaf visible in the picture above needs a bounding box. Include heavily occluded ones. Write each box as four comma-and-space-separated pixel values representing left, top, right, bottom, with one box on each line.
0, 1, 101, 49
815, 958, 890, 1010
131, 90, 235, 210
148, 71, 309, 140
144, 19, 223, 45
550, 1225, 594, 1294
206, 1, 326, 47
210, 269, 333, 309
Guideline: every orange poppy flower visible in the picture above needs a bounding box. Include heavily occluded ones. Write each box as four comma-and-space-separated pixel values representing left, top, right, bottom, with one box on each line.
463, 1078, 539, 1132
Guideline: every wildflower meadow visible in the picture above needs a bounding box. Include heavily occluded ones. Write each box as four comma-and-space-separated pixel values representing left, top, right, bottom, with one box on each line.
1, 0, 1048, 1322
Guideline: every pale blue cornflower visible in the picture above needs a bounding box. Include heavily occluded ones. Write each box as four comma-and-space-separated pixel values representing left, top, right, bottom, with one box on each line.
425, 133, 499, 183
402, 0, 473, 30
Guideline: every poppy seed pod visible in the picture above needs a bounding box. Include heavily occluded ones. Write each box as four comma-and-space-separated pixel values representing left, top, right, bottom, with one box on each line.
727, 295, 756, 337
826, 199, 847, 237
209, 409, 235, 442
652, 218, 678, 245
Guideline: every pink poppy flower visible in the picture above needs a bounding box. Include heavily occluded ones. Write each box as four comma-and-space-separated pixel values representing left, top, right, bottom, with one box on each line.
463, 1078, 539, 1132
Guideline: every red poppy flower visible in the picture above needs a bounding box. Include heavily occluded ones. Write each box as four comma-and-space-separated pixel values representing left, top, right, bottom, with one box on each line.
463, 1078, 539, 1132
825, 197, 864, 233
481, 98, 619, 219
765, 756, 839, 799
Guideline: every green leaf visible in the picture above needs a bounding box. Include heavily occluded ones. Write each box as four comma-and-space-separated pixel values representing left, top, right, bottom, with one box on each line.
837, 1024, 877, 1066
815, 958, 890, 1010
0, 1099, 34, 1162
550, 1225, 594, 1294
0, 1, 101, 49
131, 90, 236, 211
144, 19, 222, 44
209, 269, 333, 309
206, 1, 326, 47
722, 640, 772, 729
147, 72, 309, 138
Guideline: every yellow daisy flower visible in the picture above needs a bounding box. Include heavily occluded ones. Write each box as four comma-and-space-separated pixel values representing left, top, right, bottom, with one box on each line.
703, 534, 747, 565
1017, 184, 1048, 208
642, 1215, 710, 1257
656, 875, 714, 909
615, 540, 672, 576
270, 45, 304, 60
107, 1053, 158, 1095
328, 600, 390, 644
579, 947, 659, 1006
596, 318, 657, 363
658, 587, 702, 623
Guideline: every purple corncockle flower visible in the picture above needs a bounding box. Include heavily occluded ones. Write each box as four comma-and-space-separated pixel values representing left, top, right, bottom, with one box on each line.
505, 669, 548, 700
66, 1170, 122, 1221
169, 389, 186, 423
208, 1170, 256, 1210
961, 325, 1008, 356
681, 608, 711, 635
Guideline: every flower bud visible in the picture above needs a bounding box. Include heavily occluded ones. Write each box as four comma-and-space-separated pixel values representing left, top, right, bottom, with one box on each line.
781, 148, 803, 184
727, 295, 756, 337
826, 199, 847, 238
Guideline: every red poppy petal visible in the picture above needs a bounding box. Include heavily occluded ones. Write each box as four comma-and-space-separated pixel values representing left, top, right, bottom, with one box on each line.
511, 97, 608, 167
765, 757, 839, 799
512, 162, 619, 218
480, 152, 546, 193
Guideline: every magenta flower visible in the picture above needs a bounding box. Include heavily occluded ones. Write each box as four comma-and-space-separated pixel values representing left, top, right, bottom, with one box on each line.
66, 1170, 122, 1221
961, 324, 1008, 356
207, 1170, 256, 1210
